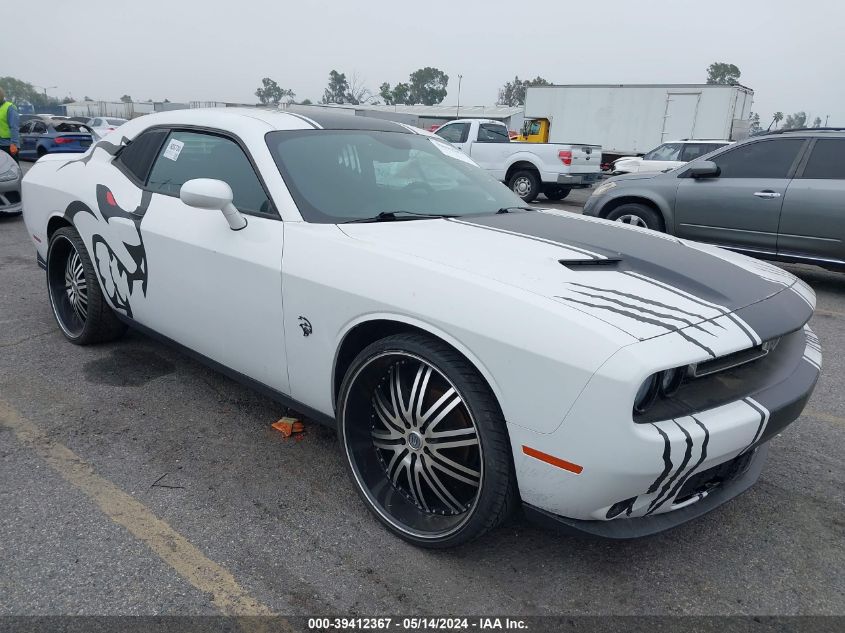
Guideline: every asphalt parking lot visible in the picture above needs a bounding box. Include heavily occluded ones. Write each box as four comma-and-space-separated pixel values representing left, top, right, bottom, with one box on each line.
1, 163, 843, 618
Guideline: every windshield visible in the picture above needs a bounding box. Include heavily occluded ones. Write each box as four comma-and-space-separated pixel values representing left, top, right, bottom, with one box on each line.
643, 143, 683, 161
266, 130, 522, 223
106, 118, 127, 126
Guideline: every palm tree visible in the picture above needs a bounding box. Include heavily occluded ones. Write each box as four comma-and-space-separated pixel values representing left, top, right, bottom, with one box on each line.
768, 112, 784, 131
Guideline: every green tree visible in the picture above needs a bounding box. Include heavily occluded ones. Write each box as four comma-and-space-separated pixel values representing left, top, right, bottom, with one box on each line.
706, 62, 741, 85
812, 116, 822, 128
0, 76, 58, 107
380, 81, 411, 105
497, 75, 550, 106
322, 70, 349, 104
768, 111, 784, 131
300, 98, 313, 105
61, 96, 75, 104
408, 67, 448, 105
255, 78, 294, 105
83, 95, 93, 101
120, 94, 132, 103
748, 111, 762, 135
782, 112, 807, 129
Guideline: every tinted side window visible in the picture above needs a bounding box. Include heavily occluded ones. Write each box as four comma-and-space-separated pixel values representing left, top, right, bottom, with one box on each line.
477, 123, 510, 143
711, 139, 804, 178
115, 128, 169, 183
32, 122, 47, 134
147, 131, 271, 215
801, 139, 845, 180
680, 143, 724, 162
19, 122, 32, 133
435, 123, 468, 144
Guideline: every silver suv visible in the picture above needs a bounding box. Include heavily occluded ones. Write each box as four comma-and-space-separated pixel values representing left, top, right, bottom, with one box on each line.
583, 129, 845, 271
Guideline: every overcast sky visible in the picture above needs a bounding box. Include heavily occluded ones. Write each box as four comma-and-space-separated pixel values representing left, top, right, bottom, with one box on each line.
5, 0, 843, 125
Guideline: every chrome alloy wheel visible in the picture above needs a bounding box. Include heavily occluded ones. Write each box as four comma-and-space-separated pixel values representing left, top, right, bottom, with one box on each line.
614, 213, 648, 228
342, 352, 483, 538
48, 235, 88, 337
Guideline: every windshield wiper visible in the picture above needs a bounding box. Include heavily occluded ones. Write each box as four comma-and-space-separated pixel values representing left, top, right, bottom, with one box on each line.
341, 211, 457, 224
496, 206, 535, 214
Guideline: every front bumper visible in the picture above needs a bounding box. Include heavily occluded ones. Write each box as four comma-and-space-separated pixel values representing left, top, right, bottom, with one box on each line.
508, 321, 820, 538
524, 444, 768, 538
0, 176, 22, 215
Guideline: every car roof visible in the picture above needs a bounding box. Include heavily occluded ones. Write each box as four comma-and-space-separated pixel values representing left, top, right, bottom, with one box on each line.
667, 139, 732, 144
760, 127, 845, 138
130, 107, 418, 134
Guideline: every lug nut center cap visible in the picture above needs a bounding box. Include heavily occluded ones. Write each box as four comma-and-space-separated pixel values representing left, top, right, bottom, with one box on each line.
407, 431, 423, 451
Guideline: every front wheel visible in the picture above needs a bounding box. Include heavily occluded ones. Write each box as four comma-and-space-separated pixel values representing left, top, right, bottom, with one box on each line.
47, 227, 127, 345
606, 203, 665, 232
508, 170, 540, 203
338, 333, 517, 548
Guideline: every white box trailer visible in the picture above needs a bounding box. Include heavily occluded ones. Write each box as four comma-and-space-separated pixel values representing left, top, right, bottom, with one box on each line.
523, 84, 754, 163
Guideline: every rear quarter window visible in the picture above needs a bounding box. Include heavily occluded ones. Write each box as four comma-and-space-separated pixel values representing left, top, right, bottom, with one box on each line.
801, 139, 845, 180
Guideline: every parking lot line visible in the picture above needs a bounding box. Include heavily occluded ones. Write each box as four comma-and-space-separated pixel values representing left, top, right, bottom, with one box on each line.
803, 408, 845, 427
0, 398, 275, 617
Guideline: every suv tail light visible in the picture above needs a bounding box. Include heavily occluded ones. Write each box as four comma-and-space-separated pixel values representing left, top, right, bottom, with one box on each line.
558, 150, 572, 166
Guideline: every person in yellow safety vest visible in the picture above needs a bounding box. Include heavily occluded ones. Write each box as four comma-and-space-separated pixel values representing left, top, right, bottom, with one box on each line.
0, 88, 20, 162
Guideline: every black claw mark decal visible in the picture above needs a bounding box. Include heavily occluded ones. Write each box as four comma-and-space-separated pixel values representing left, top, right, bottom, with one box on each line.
64, 184, 152, 318
298, 316, 313, 337
57, 136, 131, 170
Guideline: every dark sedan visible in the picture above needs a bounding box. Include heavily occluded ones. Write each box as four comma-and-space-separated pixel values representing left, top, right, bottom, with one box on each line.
18, 117, 93, 160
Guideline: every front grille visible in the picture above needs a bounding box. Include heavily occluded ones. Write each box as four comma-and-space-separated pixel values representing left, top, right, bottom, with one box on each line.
691, 338, 779, 377
4, 190, 20, 204
675, 451, 755, 503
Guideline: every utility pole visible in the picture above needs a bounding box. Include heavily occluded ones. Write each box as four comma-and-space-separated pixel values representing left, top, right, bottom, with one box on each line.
456, 75, 463, 118
34, 85, 57, 97
825, 114, 830, 126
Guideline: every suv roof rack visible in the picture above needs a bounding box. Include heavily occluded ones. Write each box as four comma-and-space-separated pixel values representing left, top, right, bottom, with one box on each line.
763, 127, 845, 135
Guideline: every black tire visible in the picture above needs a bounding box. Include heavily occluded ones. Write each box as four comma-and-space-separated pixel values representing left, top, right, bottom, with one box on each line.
508, 169, 540, 203
338, 333, 518, 548
46, 226, 127, 345
543, 186, 572, 201
606, 203, 665, 232
36, 146, 47, 159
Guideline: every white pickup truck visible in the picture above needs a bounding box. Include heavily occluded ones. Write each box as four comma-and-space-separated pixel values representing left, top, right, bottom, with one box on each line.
433, 118, 602, 202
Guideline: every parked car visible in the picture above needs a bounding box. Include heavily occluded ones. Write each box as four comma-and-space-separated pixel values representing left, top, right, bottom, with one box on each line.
18, 117, 94, 160
434, 118, 601, 202
22, 109, 820, 547
584, 128, 845, 271
0, 150, 22, 216
86, 116, 129, 140
611, 139, 731, 174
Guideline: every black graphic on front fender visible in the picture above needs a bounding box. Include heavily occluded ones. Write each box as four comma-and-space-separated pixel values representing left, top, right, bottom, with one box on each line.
64, 184, 152, 318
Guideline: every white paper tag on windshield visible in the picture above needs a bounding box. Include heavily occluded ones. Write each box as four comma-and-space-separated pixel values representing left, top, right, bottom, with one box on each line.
429, 138, 477, 165
163, 138, 184, 161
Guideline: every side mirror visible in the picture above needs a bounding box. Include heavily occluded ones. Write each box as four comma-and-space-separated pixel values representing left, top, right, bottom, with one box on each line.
179, 178, 247, 231
686, 160, 720, 179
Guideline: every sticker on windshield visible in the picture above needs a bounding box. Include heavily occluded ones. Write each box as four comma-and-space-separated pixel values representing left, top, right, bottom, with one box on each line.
163, 139, 184, 161
429, 138, 476, 165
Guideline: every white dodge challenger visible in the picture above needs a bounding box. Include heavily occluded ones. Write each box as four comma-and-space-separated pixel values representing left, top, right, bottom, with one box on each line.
22, 109, 821, 547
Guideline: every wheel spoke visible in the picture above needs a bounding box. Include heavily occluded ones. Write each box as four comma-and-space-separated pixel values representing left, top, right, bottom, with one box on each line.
426, 426, 477, 441
389, 366, 410, 429
418, 388, 461, 433
410, 457, 430, 511
419, 456, 464, 513
427, 437, 479, 450
427, 447, 481, 483
373, 390, 405, 436
406, 364, 431, 427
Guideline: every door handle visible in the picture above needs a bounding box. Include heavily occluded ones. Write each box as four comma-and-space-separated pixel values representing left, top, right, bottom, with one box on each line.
753, 191, 782, 199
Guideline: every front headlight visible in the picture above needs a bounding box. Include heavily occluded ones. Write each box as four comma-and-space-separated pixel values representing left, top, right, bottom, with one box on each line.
633, 365, 689, 415
591, 180, 617, 197
0, 165, 19, 182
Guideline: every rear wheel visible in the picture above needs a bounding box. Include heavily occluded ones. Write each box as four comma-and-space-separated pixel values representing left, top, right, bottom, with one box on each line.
338, 333, 517, 548
508, 170, 540, 203
606, 203, 665, 232
36, 146, 47, 159
543, 186, 572, 201
47, 227, 127, 345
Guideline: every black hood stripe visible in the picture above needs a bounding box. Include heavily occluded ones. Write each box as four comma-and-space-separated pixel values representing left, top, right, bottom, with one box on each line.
459, 212, 783, 312
448, 217, 604, 260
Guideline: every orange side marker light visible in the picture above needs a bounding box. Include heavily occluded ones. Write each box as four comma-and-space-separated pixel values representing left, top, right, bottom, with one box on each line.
522, 445, 583, 474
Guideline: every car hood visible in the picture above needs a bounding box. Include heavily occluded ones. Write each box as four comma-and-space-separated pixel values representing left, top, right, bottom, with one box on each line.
340, 210, 811, 346
608, 171, 661, 182
0, 149, 16, 173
